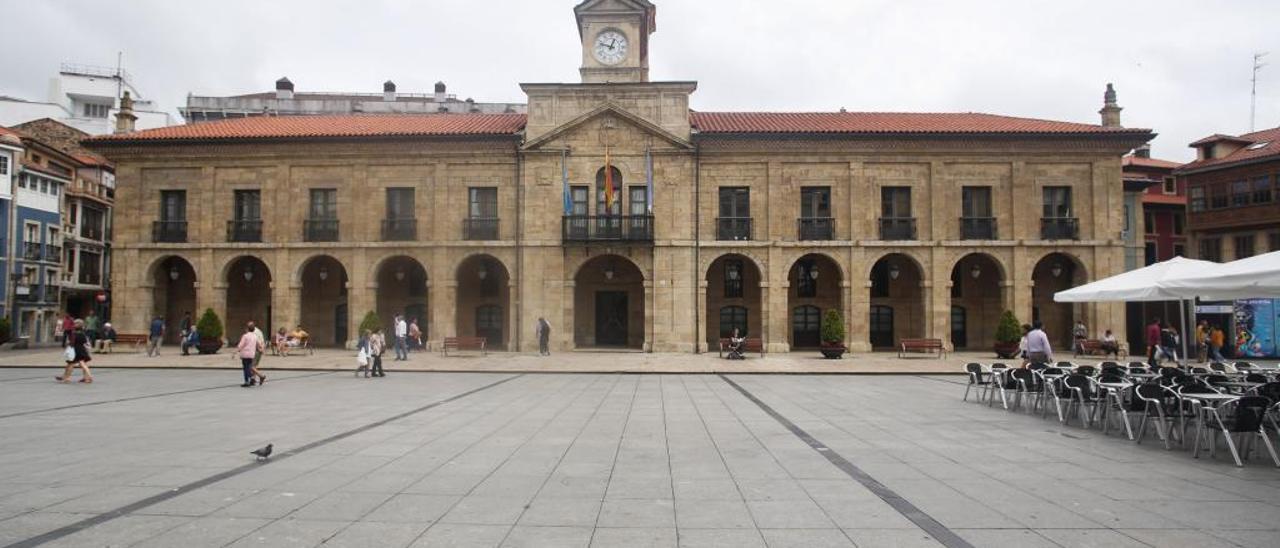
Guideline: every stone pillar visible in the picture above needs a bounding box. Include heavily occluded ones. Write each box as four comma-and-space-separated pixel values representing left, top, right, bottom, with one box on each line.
768, 281, 790, 353
696, 280, 709, 353
561, 280, 574, 350
435, 280, 458, 340
643, 279, 654, 352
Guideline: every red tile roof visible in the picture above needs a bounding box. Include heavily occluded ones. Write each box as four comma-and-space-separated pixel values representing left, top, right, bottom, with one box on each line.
1177, 127, 1280, 173
85, 113, 528, 144
1188, 133, 1252, 147
689, 112, 1152, 135
1122, 155, 1181, 169
0, 125, 20, 146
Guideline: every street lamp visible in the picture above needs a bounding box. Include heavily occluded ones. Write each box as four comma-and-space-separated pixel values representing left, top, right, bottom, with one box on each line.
395, 267, 405, 281
970, 264, 981, 279
242, 266, 253, 282
808, 264, 819, 280
169, 266, 179, 281
888, 263, 900, 280
603, 261, 615, 281
1051, 263, 1064, 278
318, 266, 329, 281
477, 263, 488, 281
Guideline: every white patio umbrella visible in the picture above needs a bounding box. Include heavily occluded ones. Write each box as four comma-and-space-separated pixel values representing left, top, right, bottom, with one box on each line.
1160, 250, 1280, 300
1054, 256, 1221, 364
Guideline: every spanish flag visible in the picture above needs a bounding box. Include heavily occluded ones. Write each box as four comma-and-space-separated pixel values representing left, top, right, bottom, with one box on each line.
604, 145, 615, 213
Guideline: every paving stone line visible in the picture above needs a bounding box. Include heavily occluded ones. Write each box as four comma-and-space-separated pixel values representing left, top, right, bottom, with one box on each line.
718, 374, 977, 548
1, 373, 523, 548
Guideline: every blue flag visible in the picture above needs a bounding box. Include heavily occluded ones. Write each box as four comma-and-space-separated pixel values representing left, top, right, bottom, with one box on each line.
562, 149, 572, 215
645, 146, 654, 214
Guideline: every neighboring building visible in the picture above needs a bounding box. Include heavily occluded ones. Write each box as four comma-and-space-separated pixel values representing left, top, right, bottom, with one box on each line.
1177, 126, 1280, 262
11, 119, 115, 320
87, 0, 1151, 353
0, 63, 172, 136
11, 133, 70, 343
1121, 144, 1186, 352
181, 79, 525, 122
0, 127, 22, 321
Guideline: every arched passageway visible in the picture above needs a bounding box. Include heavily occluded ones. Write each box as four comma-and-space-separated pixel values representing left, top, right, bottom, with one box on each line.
152, 256, 197, 344
456, 255, 511, 349
705, 254, 763, 347
949, 253, 1005, 350
375, 256, 428, 337
574, 255, 645, 349
299, 255, 349, 347
868, 254, 924, 349
1032, 253, 1087, 348
788, 254, 842, 349
226, 256, 272, 335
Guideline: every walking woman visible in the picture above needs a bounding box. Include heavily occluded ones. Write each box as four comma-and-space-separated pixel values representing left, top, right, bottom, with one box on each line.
56, 319, 93, 383
355, 329, 371, 377
370, 327, 387, 377
235, 324, 262, 387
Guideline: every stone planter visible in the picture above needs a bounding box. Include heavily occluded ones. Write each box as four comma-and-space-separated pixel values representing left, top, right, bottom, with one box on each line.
819, 343, 846, 359
993, 341, 1020, 359
197, 338, 223, 355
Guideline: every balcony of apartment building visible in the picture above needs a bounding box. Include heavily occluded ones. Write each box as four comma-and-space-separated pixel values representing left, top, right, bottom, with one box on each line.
304, 219, 339, 242
381, 218, 417, 241
960, 217, 998, 240
226, 220, 263, 243
1040, 217, 1080, 240
22, 242, 43, 261
715, 217, 753, 241
152, 220, 188, 243
45, 244, 61, 263
463, 217, 499, 241
797, 217, 834, 241
879, 217, 917, 240
562, 215, 654, 242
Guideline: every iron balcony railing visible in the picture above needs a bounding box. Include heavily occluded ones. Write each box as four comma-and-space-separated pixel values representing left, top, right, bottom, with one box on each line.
381, 218, 417, 241
226, 220, 263, 242
562, 215, 654, 242
879, 217, 917, 240
45, 245, 61, 262
152, 220, 188, 243
22, 242, 43, 261
1041, 217, 1079, 240
960, 217, 998, 240
304, 219, 339, 242
797, 217, 834, 240
716, 217, 753, 241
79, 271, 102, 286
80, 226, 104, 241
463, 217, 499, 240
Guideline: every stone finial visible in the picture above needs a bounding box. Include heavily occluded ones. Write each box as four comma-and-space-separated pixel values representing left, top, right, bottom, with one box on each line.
1099, 83, 1122, 128
114, 90, 137, 134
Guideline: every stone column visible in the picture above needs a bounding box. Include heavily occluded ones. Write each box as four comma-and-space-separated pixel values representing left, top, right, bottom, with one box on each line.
643, 279, 655, 352
696, 280, 709, 353
561, 280, 574, 350
768, 281, 790, 353
434, 280, 458, 340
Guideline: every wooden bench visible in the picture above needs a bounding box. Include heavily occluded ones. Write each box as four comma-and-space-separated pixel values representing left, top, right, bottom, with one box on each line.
441, 336, 487, 356
718, 337, 764, 358
1074, 339, 1127, 358
898, 338, 946, 359
98, 333, 148, 353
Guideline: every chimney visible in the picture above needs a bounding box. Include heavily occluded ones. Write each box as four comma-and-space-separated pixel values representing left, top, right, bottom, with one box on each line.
383, 80, 396, 102
1099, 83, 1122, 128
434, 81, 447, 103
114, 90, 137, 134
275, 77, 294, 100
1133, 144, 1151, 158
466, 97, 478, 113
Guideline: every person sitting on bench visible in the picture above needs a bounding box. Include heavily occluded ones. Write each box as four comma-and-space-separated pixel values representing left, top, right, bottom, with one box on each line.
726, 328, 747, 360
94, 323, 117, 352
1100, 329, 1120, 359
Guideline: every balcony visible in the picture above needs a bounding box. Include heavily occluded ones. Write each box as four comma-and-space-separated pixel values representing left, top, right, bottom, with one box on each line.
463, 217, 499, 241
152, 220, 188, 243
80, 226, 104, 241
716, 217, 753, 241
797, 217, 834, 240
879, 217, 917, 240
960, 217, 998, 240
79, 271, 102, 286
1041, 217, 1079, 240
562, 215, 653, 242
381, 218, 417, 241
304, 219, 339, 242
22, 242, 43, 261
45, 245, 62, 262
226, 220, 263, 243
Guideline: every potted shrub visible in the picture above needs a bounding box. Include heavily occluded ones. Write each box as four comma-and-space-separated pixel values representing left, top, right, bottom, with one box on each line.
358, 311, 382, 335
195, 308, 224, 354
819, 309, 847, 359
993, 310, 1022, 359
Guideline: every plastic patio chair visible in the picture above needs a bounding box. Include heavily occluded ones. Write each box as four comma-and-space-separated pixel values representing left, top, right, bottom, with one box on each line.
1196, 396, 1280, 467
963, 363, 991, 403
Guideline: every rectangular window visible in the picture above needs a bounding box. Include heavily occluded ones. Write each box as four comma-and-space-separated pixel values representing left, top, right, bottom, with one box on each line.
1182, 185, 1203, 212
1172, 213, 1184, 235
961, 186, 992, 217
1173, 244, 1185, 258
718, 187, 750, 218
629, 186, 648, 216
80, 206, 105, 240
570, 186, 588, 215
1209, 185, 1229, 209
39, 179, 48, 193
1163, 177, 1176, 194
1253, 176, 1273, 204
385, 187, 415, 219
800, 186, 831, 218
1042, 186, 1072, 218
1199, 238, 1222, 262
0, 155, 7, 175
79, 250, 102, 285
596, 173, 622, 216
160, 190, 186, 221
18, 173, 26, 189
1123, 204, 1131, 233
1143, 210, 1155, 234
723, 259, 743, 299
1269, 232, 1280, 252
1232, 180, 1250, 207
309, 189, 337, 219
468, 187, 497, 218
796, 260, 817, 298
234, 190, 261, 221
82, 103, 110, 118
881, 186, 911, 217
1144, 242, 1157, 266
1234, 235, 1255, 259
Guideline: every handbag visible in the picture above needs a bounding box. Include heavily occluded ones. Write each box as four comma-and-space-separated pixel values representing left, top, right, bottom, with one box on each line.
356, 348, 369, 367
64, 345, 76, 361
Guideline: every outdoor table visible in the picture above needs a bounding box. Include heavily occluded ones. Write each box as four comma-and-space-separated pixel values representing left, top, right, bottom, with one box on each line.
1179, 392, 1240, 457
1213, 381, 1263, 394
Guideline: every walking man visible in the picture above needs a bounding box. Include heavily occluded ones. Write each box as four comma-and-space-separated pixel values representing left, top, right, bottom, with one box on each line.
535, 317, 551, 356
1025, 321, 1053, 365
146, 316, 165, 357
394, 314, 408, 361
1145, 317, 1162, 367
248, 321, 266, 385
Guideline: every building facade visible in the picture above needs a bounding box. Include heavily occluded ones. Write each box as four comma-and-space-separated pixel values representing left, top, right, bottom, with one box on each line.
1121, 145, 1186, 352
181, 79, 525, 122
0, 127, 21, 321
1178, 127, 1280, 262
0, 63, 172, 136
11, 139, 69, 343
87, 0, 1152, 353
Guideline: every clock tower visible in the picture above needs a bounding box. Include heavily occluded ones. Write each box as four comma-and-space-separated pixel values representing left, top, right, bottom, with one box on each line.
575, 0, 655, 83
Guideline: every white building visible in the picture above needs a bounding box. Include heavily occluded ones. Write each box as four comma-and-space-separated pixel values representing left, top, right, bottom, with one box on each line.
0, 63, 172, 136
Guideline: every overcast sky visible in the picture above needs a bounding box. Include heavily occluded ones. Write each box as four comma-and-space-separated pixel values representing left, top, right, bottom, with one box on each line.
3, 0, 1277, 161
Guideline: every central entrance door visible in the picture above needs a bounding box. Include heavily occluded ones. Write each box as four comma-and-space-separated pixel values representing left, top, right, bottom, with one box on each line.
792, 305, 821, 348
870, 305, 894, 348
595, 291, 628, 346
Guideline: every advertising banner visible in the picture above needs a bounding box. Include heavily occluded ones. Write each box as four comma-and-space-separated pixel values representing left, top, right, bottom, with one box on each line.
1233, 299, 1278, 358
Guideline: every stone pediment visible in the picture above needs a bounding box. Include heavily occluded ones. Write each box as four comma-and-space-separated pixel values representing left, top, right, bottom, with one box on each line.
522, 103, 691, 151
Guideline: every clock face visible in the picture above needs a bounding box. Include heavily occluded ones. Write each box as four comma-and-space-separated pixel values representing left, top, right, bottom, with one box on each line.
593, 30, 629, 65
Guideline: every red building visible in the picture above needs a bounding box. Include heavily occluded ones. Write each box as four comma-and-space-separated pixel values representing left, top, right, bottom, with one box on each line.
1123, 145, 1186, 264
1177, 126, 1280, 261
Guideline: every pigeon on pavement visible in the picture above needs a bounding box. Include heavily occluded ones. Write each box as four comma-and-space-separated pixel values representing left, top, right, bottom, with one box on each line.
250, 444, 273, 461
